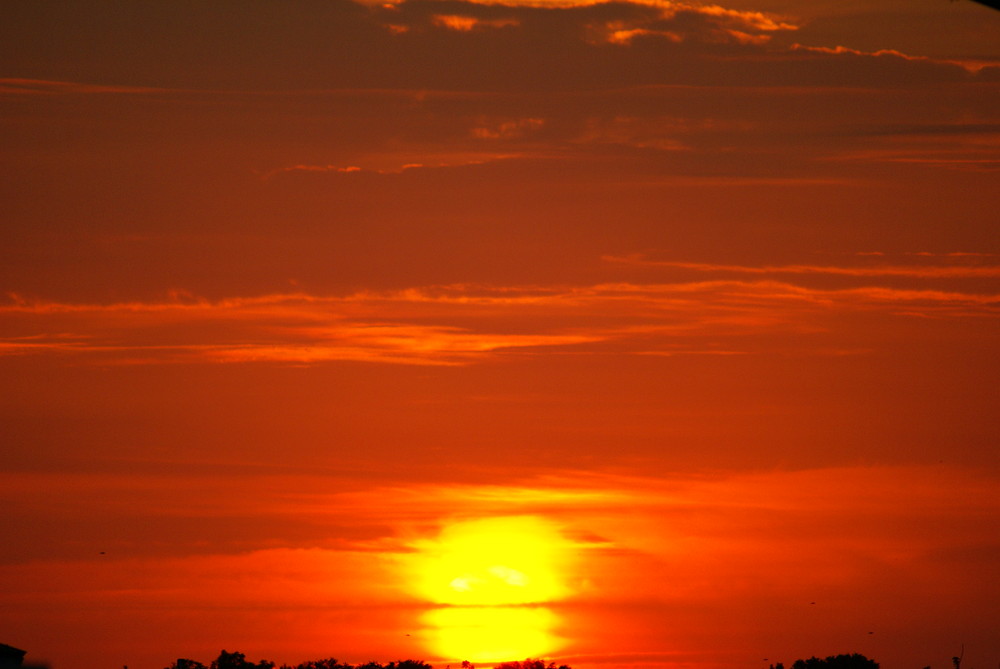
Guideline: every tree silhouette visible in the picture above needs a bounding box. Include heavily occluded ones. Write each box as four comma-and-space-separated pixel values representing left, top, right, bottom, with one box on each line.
209, 650, 275, 669
166, 652, 561, 669
791, 654, 879, 669
386, 662, 433, 669
354, 662, 432, 669
288, 660, 354, 669
165, 660, 208, 669
494, 659, 572, 669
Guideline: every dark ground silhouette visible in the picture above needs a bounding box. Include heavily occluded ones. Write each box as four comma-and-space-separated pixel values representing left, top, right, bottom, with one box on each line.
0, 646, 888, 669
163, 653, 438, 669
162, 654, 574, 669
164, 651, 886, 669
770, 654, 880, 669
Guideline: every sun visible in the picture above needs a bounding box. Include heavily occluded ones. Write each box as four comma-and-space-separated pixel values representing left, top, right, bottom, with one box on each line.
422, 606, 561, 663
413, 515, 571, 606
409, 515, 574, 661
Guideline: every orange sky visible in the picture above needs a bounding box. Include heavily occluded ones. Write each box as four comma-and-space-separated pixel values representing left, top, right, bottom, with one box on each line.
1, 2, 998, 669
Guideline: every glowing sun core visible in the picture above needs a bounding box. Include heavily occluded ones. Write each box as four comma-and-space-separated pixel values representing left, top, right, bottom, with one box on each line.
411, 515, 574, 662
413, 515, 570, 606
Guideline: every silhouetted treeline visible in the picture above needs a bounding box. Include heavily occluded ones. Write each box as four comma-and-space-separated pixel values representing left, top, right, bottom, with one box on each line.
492, 661, 571, 669
170, 649, 879, 669
770, 654, 879, 669
165, 653, 436, 669
165, 653, 575, 669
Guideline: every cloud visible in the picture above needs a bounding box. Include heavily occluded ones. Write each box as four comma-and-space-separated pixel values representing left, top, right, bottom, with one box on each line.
0, 290, 608, 365
2, 276, 997, 366
821, 119, 1000, 171
832, 149, 1000, 171
268, 164, 366, 175
371, 0, 801, 65
568, 1, 799, 47
790, 44, 998, 75
603, 256, 1000, 278
6, 463, 997, 567
0, 78, 170, 95
261, 155, 527, 180
432, 14, 520, 30
4, 0, 993, 94
471, 116, 545, 139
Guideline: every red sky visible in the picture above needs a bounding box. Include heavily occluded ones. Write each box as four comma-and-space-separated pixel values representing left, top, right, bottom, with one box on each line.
1, 2, 998, 669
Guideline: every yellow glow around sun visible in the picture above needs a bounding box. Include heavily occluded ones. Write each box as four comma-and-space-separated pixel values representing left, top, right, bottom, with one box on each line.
409, 515, 575, 661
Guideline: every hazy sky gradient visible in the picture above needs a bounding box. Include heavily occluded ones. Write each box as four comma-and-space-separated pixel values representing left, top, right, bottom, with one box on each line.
2, 2, 998, 669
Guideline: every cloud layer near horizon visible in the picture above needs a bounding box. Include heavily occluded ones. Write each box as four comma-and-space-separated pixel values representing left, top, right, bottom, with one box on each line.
2, 467, 997, 669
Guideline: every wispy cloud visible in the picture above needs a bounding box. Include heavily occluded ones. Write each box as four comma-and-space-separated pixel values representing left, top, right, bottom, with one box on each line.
432, 14, 520, 31
471, 117, 545, 139
581, 1, 797, 46
790, 44, 999, 75
832, 150, 1000, 171
603, 255, 1000, 278
261, 155, 524, 180
2, 277, 997, 366
0, 78, 170, 95
372, 0, 797, 50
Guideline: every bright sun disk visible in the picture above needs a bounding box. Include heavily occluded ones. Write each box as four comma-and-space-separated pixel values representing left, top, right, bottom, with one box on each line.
409, 515, 575, 661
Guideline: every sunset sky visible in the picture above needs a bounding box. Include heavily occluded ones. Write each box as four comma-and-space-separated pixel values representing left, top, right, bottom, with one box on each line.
1, 2, 998, 669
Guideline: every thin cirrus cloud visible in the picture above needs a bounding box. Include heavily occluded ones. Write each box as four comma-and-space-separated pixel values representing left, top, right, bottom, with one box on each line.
831, 147, 1000, 170
261, 154, 525, 179
2, 277, 996, 365
603, 255, 1000, 279
789, 43, 997, 74
0, 77, 171, 95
